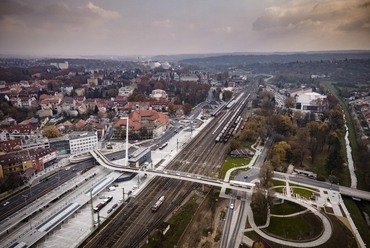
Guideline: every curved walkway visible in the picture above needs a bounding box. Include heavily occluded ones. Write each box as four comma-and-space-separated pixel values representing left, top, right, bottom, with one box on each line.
270, 209, 310, 218
245, 194, 333, 247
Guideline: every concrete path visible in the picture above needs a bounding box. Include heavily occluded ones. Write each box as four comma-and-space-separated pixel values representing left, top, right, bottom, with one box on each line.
244, 194, 333, 247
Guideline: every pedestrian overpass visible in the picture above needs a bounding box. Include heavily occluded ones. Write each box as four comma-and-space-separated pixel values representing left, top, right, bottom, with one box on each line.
90, 149, 370, 201
90, 149, 255, 193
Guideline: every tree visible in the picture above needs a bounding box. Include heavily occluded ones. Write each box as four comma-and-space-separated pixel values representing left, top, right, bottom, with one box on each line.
259, 160, 274, 189
326, 148, 343, 175
273, 141, 291, 163
222, 90, 233, 101
251, 186, 274, 226
183, 103, 192, 115
42, 126, 62, 138
290, 128, 309, 166
272, 114, 295, 136
167, 102, 175, 115
229, 139, 242, 151
284, 96, 295, 108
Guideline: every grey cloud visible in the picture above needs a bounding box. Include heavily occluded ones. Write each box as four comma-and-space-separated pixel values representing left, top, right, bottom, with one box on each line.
252, 0, 370, 33
0, 0, 34, 19
0, 1, 119, 30
358, 1, 370, 8
337, 18, 370, 32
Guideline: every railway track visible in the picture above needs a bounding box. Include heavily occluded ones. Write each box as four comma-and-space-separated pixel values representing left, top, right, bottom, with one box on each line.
81, 88, 254, 248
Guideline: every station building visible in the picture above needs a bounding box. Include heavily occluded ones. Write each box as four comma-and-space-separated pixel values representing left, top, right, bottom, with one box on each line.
128, 147, 151, 168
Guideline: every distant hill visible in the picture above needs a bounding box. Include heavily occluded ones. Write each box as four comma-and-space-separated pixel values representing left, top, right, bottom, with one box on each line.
178, 51, 370, 67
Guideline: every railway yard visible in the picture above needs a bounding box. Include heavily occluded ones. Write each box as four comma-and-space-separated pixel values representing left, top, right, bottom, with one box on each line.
80, 89, 254, 247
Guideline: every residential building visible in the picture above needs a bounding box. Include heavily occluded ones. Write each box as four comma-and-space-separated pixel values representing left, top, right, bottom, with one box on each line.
0, 147, 57, 178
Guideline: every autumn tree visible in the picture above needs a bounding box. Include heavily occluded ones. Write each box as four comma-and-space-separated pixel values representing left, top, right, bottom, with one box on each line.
183, 103, 192, 115
167, 102, 175, 115
272, 141, 292, 171
229, 138, 243, 151
290, 128, 309, 166
223, 90, 233, 101
273, 141, 291, 163
42, 126, 62, 138
272, 114, 295, 136
284, 96, 296, 108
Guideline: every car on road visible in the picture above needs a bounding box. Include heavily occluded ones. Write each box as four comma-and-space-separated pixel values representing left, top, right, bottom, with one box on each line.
107, 208, 113, 214
112, 203, 118, 209
3, 201, 10, 206
230, 203, 234, 209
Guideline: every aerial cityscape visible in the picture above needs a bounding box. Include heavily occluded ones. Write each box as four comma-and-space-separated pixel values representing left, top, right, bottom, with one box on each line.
0, 1, 370, 248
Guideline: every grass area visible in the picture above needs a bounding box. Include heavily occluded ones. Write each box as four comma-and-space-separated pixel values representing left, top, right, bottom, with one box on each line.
273, 187, 284, 194
143, 195, 199, 248
272, 179, 286, 187
249, 214, 357, 248
264, 215, 312, 240
320, 81, 361, 188
288, 182, 318, 192
343, 197, 370, 246
291, 187, 315, 199
220, 156, 251, 179
271, 201, 306, 215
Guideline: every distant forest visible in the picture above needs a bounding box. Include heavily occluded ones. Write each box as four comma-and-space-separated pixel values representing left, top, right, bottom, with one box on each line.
179, 51, 370, 69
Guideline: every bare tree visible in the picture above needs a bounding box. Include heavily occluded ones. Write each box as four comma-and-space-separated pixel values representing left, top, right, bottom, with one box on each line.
259, 160, 274, 188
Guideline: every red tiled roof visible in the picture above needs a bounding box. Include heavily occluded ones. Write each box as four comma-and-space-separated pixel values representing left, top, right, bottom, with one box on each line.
0, 139, 22, 152
75, 119, 87, 127
0, 124, 37, 134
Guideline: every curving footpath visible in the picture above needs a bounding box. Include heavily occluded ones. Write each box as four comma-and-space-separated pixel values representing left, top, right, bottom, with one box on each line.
245, 194, 333, 247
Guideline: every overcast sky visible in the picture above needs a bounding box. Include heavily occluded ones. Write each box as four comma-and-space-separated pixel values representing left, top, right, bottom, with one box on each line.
0, 0, 369, 57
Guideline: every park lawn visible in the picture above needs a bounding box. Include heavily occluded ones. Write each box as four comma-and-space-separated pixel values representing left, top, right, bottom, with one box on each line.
343, 197, 370, 246
271, 201, 306, 215
221, 156, 251, 179
264, 215, 312, 240
143, 196, 199, 248
288, 182, 318, 192
291, 187, 316, 199
273, 179, 286, 187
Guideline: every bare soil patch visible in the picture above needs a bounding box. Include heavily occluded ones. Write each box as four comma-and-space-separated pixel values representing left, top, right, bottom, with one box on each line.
176, 187, 227, 248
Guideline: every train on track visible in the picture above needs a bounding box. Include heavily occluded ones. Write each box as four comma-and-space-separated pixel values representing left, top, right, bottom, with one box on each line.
229, 180, 255, 190
93, 196, 113, 213
151, 196, 165, 212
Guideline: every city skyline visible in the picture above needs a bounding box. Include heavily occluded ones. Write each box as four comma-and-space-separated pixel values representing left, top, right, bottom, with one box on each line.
0, 0, 370, 57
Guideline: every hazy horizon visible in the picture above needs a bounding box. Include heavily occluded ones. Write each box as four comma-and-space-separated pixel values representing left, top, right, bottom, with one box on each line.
1, 0, 370, 57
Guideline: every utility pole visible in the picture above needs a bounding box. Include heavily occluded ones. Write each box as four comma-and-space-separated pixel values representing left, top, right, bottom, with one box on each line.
125, 116, 129, 167
90, 188, 94, 228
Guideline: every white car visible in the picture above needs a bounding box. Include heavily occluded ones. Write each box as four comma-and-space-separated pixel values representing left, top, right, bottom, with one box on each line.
230, 203, 234, 209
